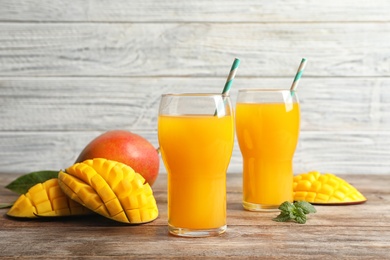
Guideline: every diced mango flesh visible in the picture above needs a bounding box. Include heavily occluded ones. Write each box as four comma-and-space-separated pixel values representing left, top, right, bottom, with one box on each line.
7, 178, 92, 218
293, 171, 367, 204
57, 158, 158, 224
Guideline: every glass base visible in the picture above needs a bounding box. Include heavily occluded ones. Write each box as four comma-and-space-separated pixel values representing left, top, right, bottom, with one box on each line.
168, 224, 227, 237
243, 201, 280, 212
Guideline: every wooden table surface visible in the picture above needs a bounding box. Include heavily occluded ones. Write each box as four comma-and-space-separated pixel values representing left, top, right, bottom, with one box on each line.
1, 173, 389, 259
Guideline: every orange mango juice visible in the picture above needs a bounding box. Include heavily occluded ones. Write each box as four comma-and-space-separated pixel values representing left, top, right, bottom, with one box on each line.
235, 102, 300, 209
158, 114, 234, 229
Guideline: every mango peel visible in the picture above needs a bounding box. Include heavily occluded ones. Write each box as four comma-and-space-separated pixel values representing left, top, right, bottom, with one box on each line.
58, 158, 159, 224
7, 178, 92, 218
293, 171, 367, 205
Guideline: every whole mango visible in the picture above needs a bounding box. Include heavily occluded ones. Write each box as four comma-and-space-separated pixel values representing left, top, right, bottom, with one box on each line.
76, 130, 159, 186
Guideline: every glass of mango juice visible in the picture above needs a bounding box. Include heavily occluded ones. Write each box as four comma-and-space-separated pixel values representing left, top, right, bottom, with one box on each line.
158, 93, 234, 237
235, 89, 300, 211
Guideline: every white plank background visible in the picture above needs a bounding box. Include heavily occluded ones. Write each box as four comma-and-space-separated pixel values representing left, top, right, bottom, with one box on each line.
0, 1, 389, 175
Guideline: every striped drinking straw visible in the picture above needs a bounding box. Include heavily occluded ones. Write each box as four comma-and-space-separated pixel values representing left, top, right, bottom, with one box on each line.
290, 58, 307, 94
214, 58, 240, 116
222, 58, 241, 96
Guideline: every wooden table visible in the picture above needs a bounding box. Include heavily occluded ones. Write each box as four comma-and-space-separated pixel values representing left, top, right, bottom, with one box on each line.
1, 173, 389, 259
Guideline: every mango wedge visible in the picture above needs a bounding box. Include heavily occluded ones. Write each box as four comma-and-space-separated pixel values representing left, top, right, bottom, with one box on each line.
293, 171, 367, 205
58, 158, 159, 224
7, 178, 92, 218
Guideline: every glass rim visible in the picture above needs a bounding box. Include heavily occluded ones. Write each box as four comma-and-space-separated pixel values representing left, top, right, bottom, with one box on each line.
161, 93, 229, 97
238, 88, 293, 93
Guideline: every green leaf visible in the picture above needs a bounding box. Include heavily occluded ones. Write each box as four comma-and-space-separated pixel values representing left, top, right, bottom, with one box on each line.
0, 203, 13, 209
295, 214, 307, 224
293, 207, 305, 219
5, 170, 59, 194
294, 201, 317, 214
273, 212, 291, 222
278, 201, 294, 213
272, 200, 316, 224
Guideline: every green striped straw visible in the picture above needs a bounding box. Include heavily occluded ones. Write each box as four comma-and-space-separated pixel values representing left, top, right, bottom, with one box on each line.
290, 58, 307, 93
221, 58, 240, 96
214, 58, 240, 116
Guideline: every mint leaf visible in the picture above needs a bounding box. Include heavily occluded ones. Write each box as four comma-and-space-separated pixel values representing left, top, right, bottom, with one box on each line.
295, 213, 307, 224
292, 207, 306, 223
272, 201, 316, 224
5, 170, 59, 194
273, 212, 291, 222
294, 201, 316, 214
279, 201, 294, 212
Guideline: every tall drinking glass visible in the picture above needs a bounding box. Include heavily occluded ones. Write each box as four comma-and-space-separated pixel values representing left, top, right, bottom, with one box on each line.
235, 89, 300, 211
158, 93, 234, 237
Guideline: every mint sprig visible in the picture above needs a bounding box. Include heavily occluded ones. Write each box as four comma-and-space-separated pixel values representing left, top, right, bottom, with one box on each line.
273, 201, 316, 224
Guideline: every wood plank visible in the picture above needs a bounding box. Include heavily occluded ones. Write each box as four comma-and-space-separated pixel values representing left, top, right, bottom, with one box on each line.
0, 225, 389, 258
1, 23, 390, 77
1, 0, 390, 22
1, 174, 389, 258
1, 77, 389, 131
0, 131, 389, 175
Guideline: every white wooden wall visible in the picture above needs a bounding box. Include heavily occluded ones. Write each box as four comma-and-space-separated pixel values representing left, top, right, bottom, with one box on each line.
1, 1, 389, 175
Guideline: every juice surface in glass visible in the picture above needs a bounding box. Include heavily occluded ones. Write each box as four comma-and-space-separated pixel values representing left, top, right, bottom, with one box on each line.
158, 114, 234, 230
236, 101, 300, 210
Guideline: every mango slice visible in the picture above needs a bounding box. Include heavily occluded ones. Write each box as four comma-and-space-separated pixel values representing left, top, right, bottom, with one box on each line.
7, 178, 92, 218
293, 171, 367, 205
57, 158, 159, 224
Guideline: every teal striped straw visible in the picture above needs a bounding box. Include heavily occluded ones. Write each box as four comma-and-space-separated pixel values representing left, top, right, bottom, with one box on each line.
290, 58, 307, 93
222, 58, 240, 96
214, 58, 240, 116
